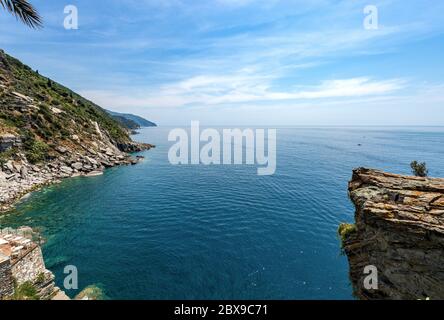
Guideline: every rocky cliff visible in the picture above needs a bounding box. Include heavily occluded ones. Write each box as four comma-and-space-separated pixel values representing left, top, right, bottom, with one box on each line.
0, 49, 154, 212
340, 168, 444, 300
0, 227, 65, 300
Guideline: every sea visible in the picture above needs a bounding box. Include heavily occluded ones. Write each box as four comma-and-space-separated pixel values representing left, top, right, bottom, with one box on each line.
1, 126, 443, 299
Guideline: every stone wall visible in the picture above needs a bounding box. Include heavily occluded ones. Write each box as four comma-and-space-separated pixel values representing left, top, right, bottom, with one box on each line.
0, 253, 14, 298
11, 246, 47, 285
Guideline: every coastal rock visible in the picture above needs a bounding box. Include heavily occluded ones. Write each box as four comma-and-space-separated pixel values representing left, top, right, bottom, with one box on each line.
104, 148, 114, 157
100, 160, 113, 168
4, 160, 14, 173
340, 168, 444, 300
20, 166, 28, 179
74, 285, 105, 300
85, 171, 103, 177
71, 162, 83, 171
118, 142, 154, 153
60, 166, 74, 175
85, 156, 98, 166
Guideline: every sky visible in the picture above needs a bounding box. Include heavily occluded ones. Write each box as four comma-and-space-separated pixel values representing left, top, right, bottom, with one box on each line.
0, 0, 443, 126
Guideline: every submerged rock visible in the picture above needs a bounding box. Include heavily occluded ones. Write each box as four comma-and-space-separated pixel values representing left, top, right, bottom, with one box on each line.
340, 168, 444, 300
75, 285, 105, 300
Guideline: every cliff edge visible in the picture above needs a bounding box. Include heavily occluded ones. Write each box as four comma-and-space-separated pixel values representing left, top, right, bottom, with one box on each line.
340, 168, 444, 300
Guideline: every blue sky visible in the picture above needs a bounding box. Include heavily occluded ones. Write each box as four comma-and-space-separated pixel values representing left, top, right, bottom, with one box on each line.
1, 0, 443, 125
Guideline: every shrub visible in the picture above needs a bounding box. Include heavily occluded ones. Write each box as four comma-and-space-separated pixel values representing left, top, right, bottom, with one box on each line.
13, 281, 40, 300
410, 161, 429, 177
36, 273, 46, 284
25, 139, 49, 164
338, 223, 357, 242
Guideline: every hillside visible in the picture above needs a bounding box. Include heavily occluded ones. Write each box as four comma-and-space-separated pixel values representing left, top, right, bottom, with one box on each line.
110, 115, 140, 130
0, 49, 153, 212
107, 110, 157, 128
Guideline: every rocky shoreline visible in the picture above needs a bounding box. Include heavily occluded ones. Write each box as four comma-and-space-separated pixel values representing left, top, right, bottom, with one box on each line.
340, 168, 444, 300
0, 49, 158, 214
0, 142, 154, 213
1, 227, 105, 300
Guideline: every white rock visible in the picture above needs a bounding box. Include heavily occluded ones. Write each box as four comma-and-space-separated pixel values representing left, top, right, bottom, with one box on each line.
4, 161, 14, 173
71, 162, 83, 170
60, 166, 73, 174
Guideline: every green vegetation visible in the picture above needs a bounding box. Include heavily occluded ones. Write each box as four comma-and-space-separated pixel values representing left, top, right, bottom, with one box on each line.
107, 110, 157, 127
24, 138, 49, 164
2, 51, 130, 140
0, 147, 18, 166
35, 272, 46, 284
338, 223, 357, 243
111, 115, 141, 130
0, 49, 132, 163
12, 281, 40, 300
0, 0, 42, 29
410, 161, 429, 177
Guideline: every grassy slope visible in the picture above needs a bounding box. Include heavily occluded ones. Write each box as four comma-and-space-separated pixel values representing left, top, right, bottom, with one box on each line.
0, 50, 132, 163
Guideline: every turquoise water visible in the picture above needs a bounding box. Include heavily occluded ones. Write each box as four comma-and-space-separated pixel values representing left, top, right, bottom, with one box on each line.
1, 127, 443, 300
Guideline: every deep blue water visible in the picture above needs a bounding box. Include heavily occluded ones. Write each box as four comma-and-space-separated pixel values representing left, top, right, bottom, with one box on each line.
1, 127, 443, 300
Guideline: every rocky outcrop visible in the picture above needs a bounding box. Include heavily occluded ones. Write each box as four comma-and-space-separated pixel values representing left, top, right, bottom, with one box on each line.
340, 168, 444, 300
0, 253, 14, 298
0, 134, 22, 152
0, 227, 65, 300
0, 143, 152, 213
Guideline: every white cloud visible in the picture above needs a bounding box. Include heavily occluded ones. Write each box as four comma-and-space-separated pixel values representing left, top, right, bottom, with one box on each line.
80, 75, 405, 110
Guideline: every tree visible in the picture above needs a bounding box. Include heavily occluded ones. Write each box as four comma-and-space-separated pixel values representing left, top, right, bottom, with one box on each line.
0, 0, 42, 28
410, 161, 429, 177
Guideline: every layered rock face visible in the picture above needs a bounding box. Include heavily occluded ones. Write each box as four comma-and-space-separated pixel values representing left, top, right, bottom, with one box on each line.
0, 134, 22, 152
341, 168, 444, 300
0, 228, 66, 300
0, 253, 14, 297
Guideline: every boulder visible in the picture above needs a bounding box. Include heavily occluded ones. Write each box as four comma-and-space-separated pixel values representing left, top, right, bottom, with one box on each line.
85, 171, 103, 177
4, 160, 14, 173
20, 166, 28, 179
104, 148, 114, 157
60, 166, 73, 174
56, 146, 68, 154
71, 162, 83, 171
85, 156, 98, 166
